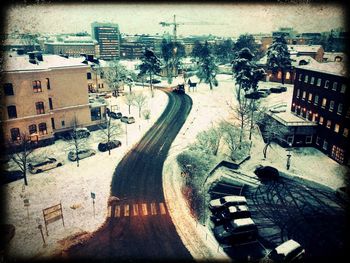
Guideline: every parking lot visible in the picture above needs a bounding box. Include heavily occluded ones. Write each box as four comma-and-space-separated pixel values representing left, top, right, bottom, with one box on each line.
208, 169, 347, 262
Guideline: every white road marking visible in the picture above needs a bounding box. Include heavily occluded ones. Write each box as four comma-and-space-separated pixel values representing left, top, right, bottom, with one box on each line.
142, 203, 148, 216
107, 206, 112, 217
124, 204, 130, 217
159, 202, 166, 215
150, 203, 157, 215
132, 204, 139, 216
115, 205, 121, 217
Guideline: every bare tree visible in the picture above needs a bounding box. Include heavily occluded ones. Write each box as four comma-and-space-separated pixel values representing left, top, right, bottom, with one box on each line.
67, 119, 89, 167
190, 125, 222, 156
133, 93, 148, 118
8, 133, 36, 186
124, 93, 135, 115
100, 116, 122, 155
103, 60, 128, 97
227, 97, 250, 145
258, 116, 290, 159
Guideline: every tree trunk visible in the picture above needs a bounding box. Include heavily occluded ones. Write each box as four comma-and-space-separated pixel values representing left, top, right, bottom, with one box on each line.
263, 142, 270, 158
281, 68, 285, 85
23, 171, 28, 186
249, 101, 254, 140
128, 105, 131, 114
209, 81, 213, 90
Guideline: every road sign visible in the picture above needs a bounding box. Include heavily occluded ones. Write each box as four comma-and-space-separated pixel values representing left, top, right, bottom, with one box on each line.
24, 199, 30, 207
42, 203, 64, 236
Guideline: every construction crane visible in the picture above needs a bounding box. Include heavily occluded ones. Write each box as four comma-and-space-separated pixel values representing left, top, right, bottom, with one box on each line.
159, 15, 226, 42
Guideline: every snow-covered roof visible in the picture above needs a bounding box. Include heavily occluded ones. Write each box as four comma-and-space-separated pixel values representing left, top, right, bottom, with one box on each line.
257, 54, 319, 68
296, 61, 348, 77
2, 53, 89, 72
269, 111, 318, 127
323, 52, 347, 62
275, 239, 301, 256
288, 45, 322, 53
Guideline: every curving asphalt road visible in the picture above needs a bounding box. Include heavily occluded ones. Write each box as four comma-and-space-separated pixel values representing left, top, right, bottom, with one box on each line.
65, 90, 194, 261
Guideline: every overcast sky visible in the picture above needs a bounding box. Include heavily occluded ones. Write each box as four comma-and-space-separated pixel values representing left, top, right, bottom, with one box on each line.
5, 2, 346, 37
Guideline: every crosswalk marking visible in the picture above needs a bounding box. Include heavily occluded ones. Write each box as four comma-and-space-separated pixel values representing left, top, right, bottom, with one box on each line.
124, 204, 130, 217
115, 205, 121, 217
107, 206, 112, 217
150, 203, 157, 215
141, 203, 148, 216
132, 204, 139, 216
159, 202, 166, 215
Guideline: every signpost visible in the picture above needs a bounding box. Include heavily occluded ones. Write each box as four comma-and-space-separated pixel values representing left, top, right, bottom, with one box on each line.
24, 198, 30, 219
42, 203, 64, 236
91, 192, 96, 218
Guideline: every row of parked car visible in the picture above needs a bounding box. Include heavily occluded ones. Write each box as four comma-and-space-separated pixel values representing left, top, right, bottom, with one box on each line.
106, 108, 135, 124
245, 86, 287, 100
208, 195, 305, 262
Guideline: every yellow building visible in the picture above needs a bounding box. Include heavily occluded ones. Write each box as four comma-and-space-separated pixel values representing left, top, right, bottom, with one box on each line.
1, 52, 107, 147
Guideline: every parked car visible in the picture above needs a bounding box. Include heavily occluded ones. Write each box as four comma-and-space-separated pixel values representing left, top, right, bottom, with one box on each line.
98, 140, 122, 152
173, 84, 185, 94
245, 91, 262, 100
209, 195, 247, 212
266, 239, 305, 262
68, 149, 96, 161
258, 88, 271, 95
121, 116, 135, 124
1, 170, 23, 184
210, 205, 251, 226
109, 111, 122, 119
63, 128, 90, 140
213, 217, 258, 244
254, 165, 279, 180
270, 86, 287, 93
28, 158, 63, 174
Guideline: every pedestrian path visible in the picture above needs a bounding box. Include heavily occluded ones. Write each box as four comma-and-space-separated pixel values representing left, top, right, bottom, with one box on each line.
107, 202, 167, 218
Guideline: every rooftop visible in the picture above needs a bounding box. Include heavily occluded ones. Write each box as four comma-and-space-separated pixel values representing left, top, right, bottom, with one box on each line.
2, 53, 89, 72
268, 111, 318, 127
288, 44, 323, 53
297, 61, 348, 77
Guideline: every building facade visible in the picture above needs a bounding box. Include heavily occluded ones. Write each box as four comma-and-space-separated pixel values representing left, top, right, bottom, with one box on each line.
1, 52, 107, 147
91, 22, 121, 60
291, 63, 350, 164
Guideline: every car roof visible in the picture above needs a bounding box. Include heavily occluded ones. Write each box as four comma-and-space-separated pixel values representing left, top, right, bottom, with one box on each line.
75, 127, 88, 131
275, 240, 301, 256
233, 218, 255, 227
223, 196, 247, 202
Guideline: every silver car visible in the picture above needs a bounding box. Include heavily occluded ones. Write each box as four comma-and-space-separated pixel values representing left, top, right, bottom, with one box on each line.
68, 149, 96, 161
28, 158, 63, 174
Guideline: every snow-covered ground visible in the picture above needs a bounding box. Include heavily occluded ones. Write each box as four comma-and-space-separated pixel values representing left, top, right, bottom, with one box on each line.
2, 86, 168, 259
162, 75, 349, 261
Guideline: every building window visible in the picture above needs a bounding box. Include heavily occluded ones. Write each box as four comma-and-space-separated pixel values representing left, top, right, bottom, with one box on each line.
7, 105, 17, 119
337, 103, 343, 115
10, 128, 20, 141
314, 95, 319, 105
340, 84, 346, 93
49, 98, 53, 110
308, 93, 312, 102
305, 136, 312, 144
312, 113, 318, 122
346, 108, 350, 119
323, 140, 328, 150
35, 102, 45, 114
304, 75, 309, 83
310, 77, 315, 85
343, 128, 349, 138
38, 123, 48, 135
332, 82, 337, 91
91, 107, 102, 121
316, 136, 321, 146
319, 116, 324, 125
100, 72, 104, 79
3, 83, 14, 96
334, 124, 340, 133
321, 98, 327, 108
277, 71, 282, 79
329, 100, 334, 112
87, 72, 92, 80
326, 120, 332, 129
317, 78, 322, 86
51, 118, 55, 130
331, 145, 345, 163
296, 89, 300, 98
28, 124, 37, 135
286, 72, 290, 80
61, 120, 65, 127
46, 78, 51, 90
298, 73, 303, 81
324, 80, 330, 89
302, 91, 306, 100
33, 80, 42, 93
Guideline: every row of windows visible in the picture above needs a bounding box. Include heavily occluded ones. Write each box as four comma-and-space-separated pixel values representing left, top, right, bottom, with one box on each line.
296, 89, 346, 116
315, 138, 346, 163
292, 104, 349, 137
2, 79, 51, 96
298, 73, 347, 93
7, 99, 53, 119
10, 123, 48, 141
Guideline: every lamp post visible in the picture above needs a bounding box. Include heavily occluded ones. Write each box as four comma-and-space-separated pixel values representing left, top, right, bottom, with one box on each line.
36, 217, 46, 247
286, 142, 292, 170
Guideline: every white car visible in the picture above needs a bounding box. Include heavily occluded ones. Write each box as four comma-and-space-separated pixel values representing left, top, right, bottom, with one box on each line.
28, 157, 63, 174
68, 149, 96, 161
209, 195, 247, 212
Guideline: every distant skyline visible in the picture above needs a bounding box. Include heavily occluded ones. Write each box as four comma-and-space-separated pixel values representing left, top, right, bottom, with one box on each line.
5, 3, 345, 37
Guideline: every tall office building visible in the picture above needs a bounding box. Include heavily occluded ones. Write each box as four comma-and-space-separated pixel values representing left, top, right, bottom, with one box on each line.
91, 22, 121, 60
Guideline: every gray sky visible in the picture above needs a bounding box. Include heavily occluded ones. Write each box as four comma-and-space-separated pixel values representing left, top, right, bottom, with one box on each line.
6, 3, 345, 37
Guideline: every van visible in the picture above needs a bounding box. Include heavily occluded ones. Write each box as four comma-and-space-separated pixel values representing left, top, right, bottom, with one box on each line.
267, 239, 305, 262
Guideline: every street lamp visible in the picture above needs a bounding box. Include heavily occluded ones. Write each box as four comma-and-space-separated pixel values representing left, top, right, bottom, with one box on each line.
286, 142, 292, 170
